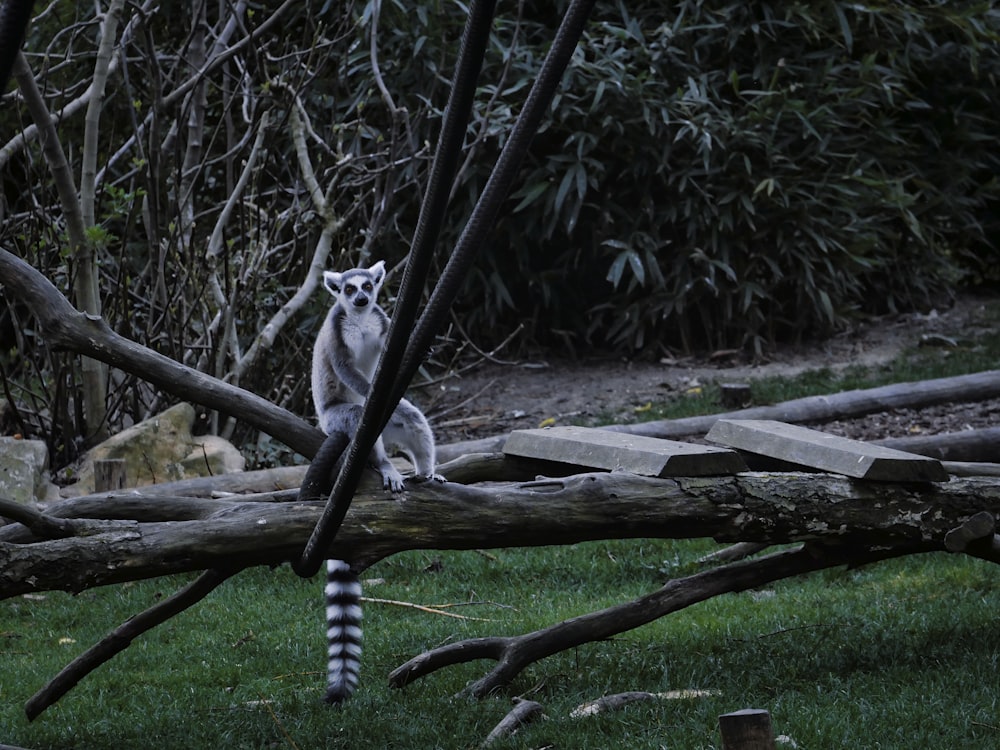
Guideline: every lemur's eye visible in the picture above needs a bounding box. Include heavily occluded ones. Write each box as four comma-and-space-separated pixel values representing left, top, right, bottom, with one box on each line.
362, 282, 373, 292
345, 284, 356, 295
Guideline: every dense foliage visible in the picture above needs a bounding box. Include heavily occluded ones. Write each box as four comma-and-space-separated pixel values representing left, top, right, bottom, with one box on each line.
1, 0, 998, 461
458, 0, 1000, 354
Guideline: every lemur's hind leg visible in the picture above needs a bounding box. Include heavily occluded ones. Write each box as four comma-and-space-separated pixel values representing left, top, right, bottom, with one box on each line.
318, 404, 405, 492
383, 398, 445, 483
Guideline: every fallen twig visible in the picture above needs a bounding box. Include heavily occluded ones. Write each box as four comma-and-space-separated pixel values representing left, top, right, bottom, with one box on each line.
362, 597, 492, 621
481, 698, 544, 747
570, 689, 719, 717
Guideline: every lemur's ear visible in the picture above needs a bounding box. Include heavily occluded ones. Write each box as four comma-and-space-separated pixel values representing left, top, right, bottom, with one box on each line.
323, 271, 343, 296
368, 260, 386, 286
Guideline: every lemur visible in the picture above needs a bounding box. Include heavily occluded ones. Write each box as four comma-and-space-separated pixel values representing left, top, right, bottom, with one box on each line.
311, 259, 443, 703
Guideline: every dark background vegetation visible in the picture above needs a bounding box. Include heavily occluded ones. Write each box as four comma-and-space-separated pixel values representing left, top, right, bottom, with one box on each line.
1, 0, 998, 466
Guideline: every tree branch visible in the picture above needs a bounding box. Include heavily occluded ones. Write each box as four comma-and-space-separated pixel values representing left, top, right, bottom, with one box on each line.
3, 470, 999, 598
389, 542, 922, 697
24, 566, 242, 721
0, 246, 324, 458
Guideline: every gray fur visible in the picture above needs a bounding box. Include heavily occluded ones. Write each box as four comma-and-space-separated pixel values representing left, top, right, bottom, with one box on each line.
311, 259, 443, 491
312, 259, 444, 704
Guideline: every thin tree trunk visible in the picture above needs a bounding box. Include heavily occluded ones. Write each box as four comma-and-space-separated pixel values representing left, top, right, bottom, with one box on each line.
74, 0, 126, 441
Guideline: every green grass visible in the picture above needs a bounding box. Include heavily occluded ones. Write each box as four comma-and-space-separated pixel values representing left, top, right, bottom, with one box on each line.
3, 548, 1000, 748
3, 302, 1000, 749
632, 306, 1000, 424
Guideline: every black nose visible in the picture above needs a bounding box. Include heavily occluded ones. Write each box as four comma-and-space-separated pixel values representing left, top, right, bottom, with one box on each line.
353, 294, 369, 307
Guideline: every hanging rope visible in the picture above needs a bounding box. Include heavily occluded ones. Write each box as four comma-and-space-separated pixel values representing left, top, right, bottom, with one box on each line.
292, 0, 500, 577
392, 0, 597, 409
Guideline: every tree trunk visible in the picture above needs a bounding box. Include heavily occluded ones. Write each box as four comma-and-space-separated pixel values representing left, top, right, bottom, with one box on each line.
875, 427, 1000, 463
3, 468, 999, 598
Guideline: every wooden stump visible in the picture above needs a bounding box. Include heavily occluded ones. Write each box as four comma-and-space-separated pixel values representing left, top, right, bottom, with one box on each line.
720, 383, 752, 409
93, 459, 127, 492
719, 708, 775, 750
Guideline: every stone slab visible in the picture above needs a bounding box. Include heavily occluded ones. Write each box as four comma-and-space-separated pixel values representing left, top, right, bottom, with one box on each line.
0, 437, 49, 507
502, 425, 747, 477
705, 419, 948, 482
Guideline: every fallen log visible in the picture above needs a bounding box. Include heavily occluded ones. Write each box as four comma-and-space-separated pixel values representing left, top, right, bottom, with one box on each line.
436, 369, 1000, 461
875, 426, 1000, 463
4, 468, 1000, 598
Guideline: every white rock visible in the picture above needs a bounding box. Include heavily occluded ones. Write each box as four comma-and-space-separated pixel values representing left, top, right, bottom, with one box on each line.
0, 437, 50, 507
62, 403, 245, 495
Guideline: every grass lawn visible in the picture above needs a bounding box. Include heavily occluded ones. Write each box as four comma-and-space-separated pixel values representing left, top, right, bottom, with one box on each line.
2, 546, 999, 749
3, 316, 1000, 749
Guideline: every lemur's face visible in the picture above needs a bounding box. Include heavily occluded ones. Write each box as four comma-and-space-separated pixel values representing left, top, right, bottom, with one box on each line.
323, 261, 386, 312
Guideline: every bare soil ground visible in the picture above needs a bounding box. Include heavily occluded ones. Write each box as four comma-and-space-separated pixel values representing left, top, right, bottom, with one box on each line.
423, 292, 1000, 446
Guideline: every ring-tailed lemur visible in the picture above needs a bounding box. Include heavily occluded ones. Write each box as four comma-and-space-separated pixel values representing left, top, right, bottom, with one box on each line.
311, 259, 443, 703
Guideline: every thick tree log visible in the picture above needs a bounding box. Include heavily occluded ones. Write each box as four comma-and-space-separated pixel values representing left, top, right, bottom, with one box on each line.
944, 461, 1000, 478
3, 471, 1000, 598
436, 369, 1000, 461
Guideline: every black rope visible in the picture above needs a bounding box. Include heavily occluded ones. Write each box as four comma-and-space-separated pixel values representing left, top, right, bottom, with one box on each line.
392, 0, 597, 409
294, 0, 597, 577
0, 0, 35, 93
292, 0, 499, 577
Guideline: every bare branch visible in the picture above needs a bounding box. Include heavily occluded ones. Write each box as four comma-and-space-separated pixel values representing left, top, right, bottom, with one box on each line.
0, 247, 323, 458
481, 699, 544, 746
390, 543, 918, 698
24, 566, 242, 721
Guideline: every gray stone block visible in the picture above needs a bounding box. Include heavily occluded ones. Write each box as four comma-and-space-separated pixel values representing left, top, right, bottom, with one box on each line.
0, 437, 49, 507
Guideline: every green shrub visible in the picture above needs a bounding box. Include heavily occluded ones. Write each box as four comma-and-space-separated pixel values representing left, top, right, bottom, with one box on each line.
3, 0, 998, 462
449, 0, 1000, 354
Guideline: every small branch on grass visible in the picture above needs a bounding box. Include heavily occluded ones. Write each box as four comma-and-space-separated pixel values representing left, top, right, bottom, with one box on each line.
256, 689, 301, 750
569, 690, 718, 717
388, 543, 923, 697
362, 597, 493, 621
481, 698, 544, 747
570, 692, 664, 717
25, 567, 243, 721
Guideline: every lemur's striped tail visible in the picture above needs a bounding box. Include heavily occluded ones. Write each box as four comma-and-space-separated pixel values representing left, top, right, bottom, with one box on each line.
324, 559, 362, 703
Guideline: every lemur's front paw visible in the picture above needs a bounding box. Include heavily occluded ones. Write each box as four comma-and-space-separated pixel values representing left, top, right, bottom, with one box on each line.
408, 473, 446, 485
381, 468, 406, 493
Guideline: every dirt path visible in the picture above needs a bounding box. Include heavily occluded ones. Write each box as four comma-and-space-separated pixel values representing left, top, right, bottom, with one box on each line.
423, 292, 999, 445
